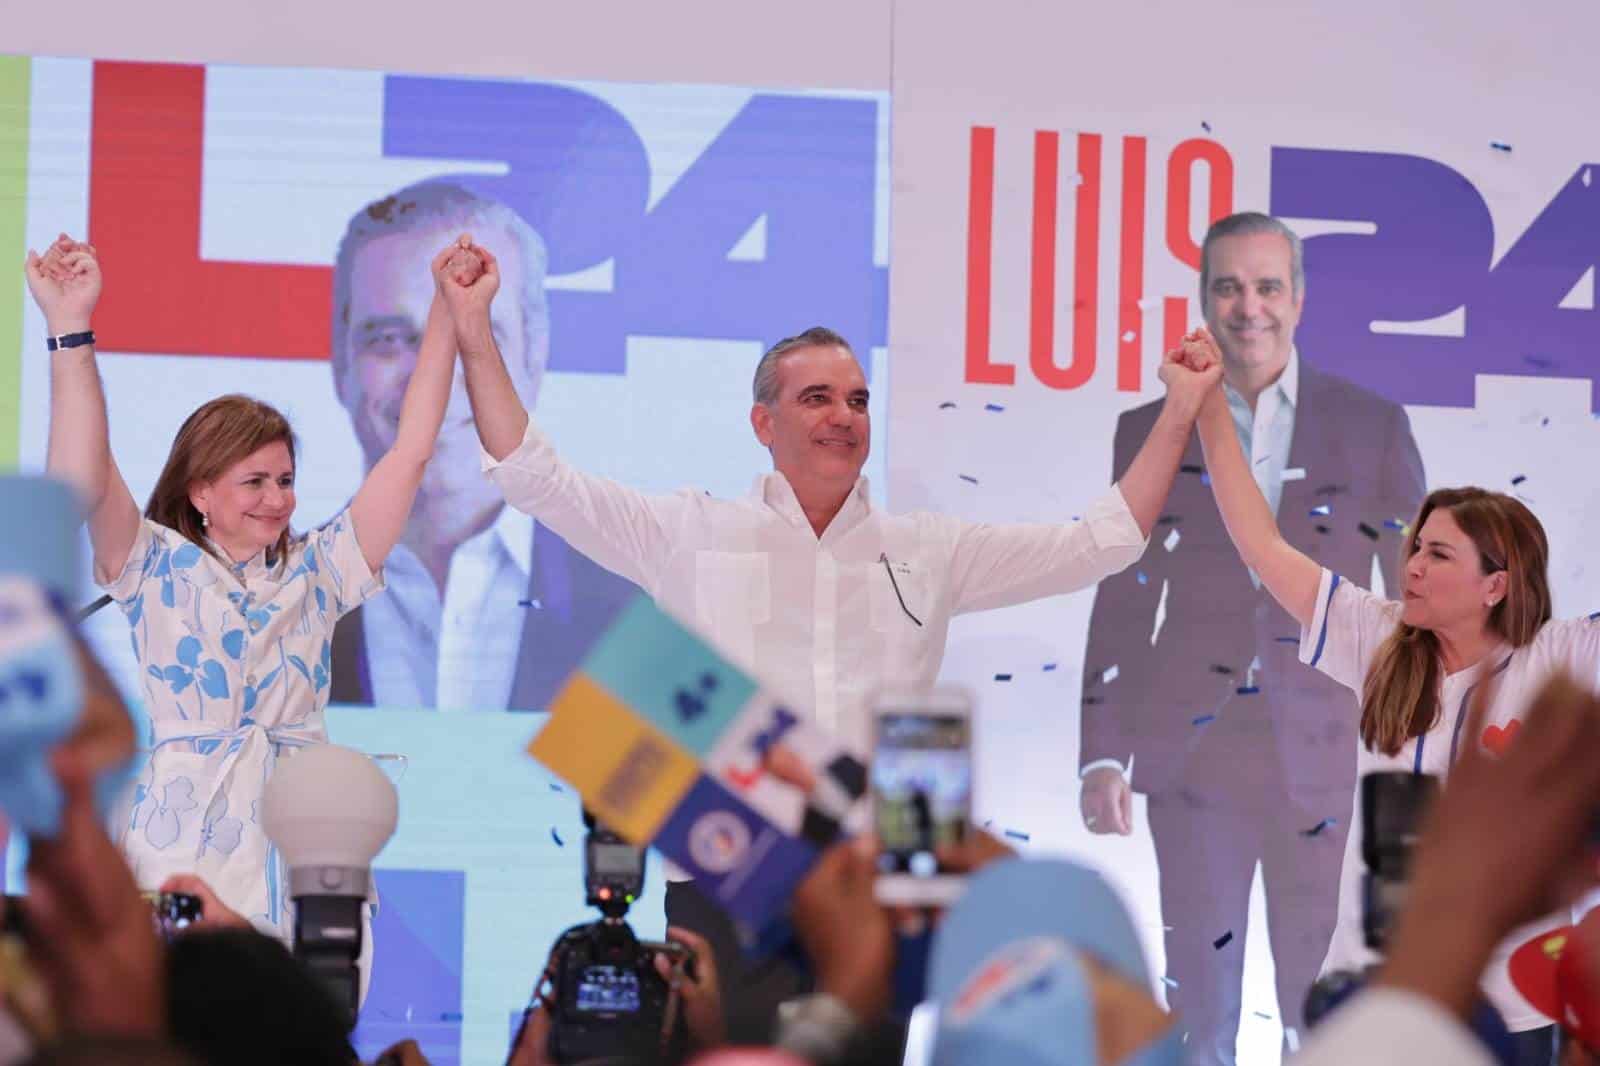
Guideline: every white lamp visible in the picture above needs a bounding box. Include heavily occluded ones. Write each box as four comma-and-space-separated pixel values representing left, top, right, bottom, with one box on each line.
262, 743, 398, 1023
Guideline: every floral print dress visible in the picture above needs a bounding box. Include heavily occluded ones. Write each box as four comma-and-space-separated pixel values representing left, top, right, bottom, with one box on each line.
104, 508, 383, 937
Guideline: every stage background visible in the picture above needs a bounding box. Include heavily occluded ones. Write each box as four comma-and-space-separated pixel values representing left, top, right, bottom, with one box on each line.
889, 1, 1600, 1061
4, 2, 1599, 1062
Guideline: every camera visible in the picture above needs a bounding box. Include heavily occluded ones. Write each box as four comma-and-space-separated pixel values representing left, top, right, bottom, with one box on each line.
146, 891, 203, 940
543, 812, 693, 1065
1303, 771, 1439, 1029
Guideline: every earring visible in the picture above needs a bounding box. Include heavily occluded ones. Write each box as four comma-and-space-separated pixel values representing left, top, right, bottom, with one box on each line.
201, 512, 209, 528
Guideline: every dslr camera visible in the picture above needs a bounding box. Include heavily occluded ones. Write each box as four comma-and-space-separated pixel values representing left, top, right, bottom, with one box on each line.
543, 812, 694, 1065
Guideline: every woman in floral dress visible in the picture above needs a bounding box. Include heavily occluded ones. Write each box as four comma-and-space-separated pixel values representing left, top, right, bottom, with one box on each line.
24, 230, 492, 936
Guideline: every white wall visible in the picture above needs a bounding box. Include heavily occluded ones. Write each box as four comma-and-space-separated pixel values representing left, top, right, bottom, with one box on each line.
4, 0, 893, 90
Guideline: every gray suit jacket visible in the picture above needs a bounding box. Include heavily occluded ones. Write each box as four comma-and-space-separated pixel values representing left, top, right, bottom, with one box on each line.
1079, 358, 1426, 798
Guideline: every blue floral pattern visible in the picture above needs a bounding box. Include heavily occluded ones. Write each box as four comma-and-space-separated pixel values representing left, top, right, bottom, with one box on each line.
106, 508, 383, 933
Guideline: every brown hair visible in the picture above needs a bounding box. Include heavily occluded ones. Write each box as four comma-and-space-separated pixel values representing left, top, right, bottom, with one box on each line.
1359, 487, 1551, 754
144, 395, 298, 566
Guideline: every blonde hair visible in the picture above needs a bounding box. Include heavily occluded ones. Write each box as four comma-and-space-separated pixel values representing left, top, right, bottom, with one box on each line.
1359, 488, 1551, 754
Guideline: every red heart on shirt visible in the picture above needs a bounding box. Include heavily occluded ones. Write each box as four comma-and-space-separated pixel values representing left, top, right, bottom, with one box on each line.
1480, 719, 1522, 756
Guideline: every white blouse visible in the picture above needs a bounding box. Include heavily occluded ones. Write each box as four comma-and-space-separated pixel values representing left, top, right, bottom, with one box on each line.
102, 508, 383, 933
1300, 567, 1600, 1030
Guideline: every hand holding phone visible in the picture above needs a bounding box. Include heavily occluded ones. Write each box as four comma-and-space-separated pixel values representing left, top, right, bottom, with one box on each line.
871, 685, 974, 907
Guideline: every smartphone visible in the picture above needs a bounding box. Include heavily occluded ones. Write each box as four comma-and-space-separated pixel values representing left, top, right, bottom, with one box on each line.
871, 685, 973, 907
142, 892, 202, 939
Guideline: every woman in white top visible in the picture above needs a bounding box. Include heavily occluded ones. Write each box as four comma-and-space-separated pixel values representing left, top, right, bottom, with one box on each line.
24, 231, 486, 935
1183, 328, 1597, 1055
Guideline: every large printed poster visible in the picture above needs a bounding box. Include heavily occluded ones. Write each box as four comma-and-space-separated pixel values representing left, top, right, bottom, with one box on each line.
3, 56, 889, 1064
889, 4, 1599, 1062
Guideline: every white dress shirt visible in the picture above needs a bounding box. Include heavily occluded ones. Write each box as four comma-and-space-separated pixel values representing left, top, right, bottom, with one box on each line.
482, 418, 1148, 753
1301, 567, 1600, 1030
362, 503, 534, 711
1290, 988, 1493, 1065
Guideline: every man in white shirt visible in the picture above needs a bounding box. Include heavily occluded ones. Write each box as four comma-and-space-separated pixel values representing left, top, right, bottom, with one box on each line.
455, 266, 1221, 1036
327, 182, 635, 712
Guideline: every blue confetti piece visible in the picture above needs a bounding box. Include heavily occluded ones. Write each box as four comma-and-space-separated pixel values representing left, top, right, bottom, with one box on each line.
1213, 931, 1234, 950
441, 1011, 464, 1022
550, 828, 564, 847
1511, 475, 1527, 486
1588, 611, 1599, 621
959, 474, 979, 484
1309, 504, 1331, 517
1253, 1011, 1273, 1020
939, 401, 958, 409
982, 819, 994, 829
1301, 817, 1337, 837
1274, 636, 1298, 644
1209, 664, 1234, 676
984, 403, 1005, 412
1180, 464, 1204, 475
1491, 140, 1513, 152
518, 598, 542, 609
1236, 685, 1260, 695
1524, 355, 1556, 370
1161, 976, 1180, 989
1201, 120, 1212, 132
548, 782, 564, 792
1004, 828, 1031, 842
1192, 714, 1217, 726
1358, 522, 1380, 541
994, 673, 1013, 682
1201, 473, 1212, 487
1137, 571, 1149, 585
1042, 663, 1058, 672
1384, 518, 1407, 531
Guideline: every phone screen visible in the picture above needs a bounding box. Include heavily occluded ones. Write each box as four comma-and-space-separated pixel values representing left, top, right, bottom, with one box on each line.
874, 712, 972, 875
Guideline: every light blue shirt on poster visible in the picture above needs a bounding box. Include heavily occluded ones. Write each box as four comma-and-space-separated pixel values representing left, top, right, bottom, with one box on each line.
1224, 349, 1299, 588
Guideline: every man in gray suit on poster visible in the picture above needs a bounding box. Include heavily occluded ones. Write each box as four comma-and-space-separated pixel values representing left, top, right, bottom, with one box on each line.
1079, 212, 1426, 1064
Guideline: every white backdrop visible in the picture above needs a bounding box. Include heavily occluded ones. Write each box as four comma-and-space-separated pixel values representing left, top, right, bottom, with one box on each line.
889, 2, 1600, 1061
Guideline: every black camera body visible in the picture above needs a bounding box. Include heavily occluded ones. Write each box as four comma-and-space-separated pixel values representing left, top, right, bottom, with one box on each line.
543, 813, 692, 1065
547, 918, 690, 1064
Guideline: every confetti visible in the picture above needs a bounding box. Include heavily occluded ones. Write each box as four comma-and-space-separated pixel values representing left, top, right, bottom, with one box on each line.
1164, 528, 1181, 552
1314, 483, 1345, 496
939, 401, 958, 410
1137, 571, 1149, 585
1301, 817, 1337, 837
550, 828, 564, 847
1213, 931, 1234, 950
994, 673, 1013, 682
1587, 611, 1599, 621
1358, 522, 1380, 541
1286, 1028, 1301, 1053
1384, 518, 1408, 531
1314, 524, 1332, 534
1121, 330, 1137, 343
1274, 636, 1298, 644
1524, 355, 1556, 370
1201, 120, 1212, 132
1042, 663, 1058, 672
1157, 514, 1182, 526
548, 782, 564, 792
1201, 473, 1212, 486
982, 819, 994, 829
1490, 140, 1513, 152
1253, 1011, 1273, 1020
959, 474, 979, 484
1161, 977, 1180, 989
517, 598, 542, 608
1209, 664, 1234, 676
1192, 714, 1216, 726
1180, 463, 1205, 475
984, 403, 1006, 412
1004, 828, 1031, 842
1103, 665, 1120, 683
1236, 685, 1260, 695
1309, 504, 1331, 517
1283, 467, 1306, 481
1585, 168, 1593, 187
1511, 475, 1527, 486
1084, 696, 1103, 705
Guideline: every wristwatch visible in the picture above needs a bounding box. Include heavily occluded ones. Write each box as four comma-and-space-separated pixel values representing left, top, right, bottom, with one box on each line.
45, 330, 95, 351
775, 993, 863, 1064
